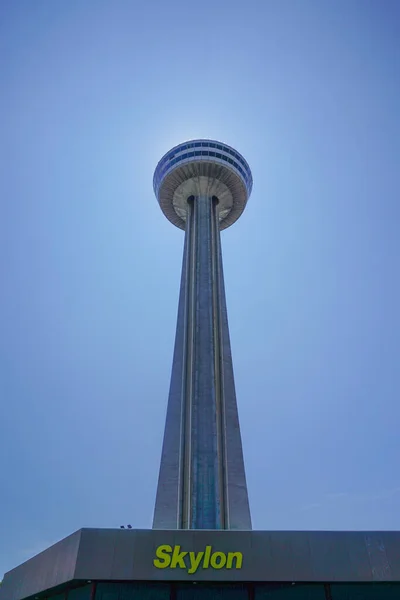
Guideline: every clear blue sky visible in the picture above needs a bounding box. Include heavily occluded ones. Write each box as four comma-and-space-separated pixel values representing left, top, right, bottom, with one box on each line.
1, 0, 400, 578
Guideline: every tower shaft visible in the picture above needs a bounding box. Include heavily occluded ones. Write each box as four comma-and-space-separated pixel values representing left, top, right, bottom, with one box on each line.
153, 196, 251, 530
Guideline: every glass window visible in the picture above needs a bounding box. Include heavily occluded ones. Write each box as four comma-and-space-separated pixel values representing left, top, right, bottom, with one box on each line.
95, 582, 170, 600
228, 158, 233, 164
68, 585, 92, 600
255, 583, 325, 599
209, 143, 216, 148
216, 144, 223, 150
330, 583, 400, 600
188, 152, 194, 157
209, 151, 216, 157
216, 153, 222, 159
176, 582, 248, 600
194, 151, 201, 157
201, 142, 208, 147
201, 151, 208, 155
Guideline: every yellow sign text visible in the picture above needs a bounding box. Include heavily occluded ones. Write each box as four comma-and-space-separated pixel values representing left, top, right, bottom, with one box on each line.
153, 545, 243, 574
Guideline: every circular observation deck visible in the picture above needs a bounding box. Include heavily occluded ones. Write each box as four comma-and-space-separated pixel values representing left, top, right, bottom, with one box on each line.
153, 139, 253, 230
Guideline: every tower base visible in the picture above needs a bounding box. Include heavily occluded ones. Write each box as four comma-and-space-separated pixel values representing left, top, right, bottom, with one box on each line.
2, 528, 400, 600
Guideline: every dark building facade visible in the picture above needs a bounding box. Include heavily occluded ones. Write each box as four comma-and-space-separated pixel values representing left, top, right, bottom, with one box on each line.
1, 529, 400, 600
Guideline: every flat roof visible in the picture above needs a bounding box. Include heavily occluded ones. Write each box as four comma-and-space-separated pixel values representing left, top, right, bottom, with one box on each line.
1, 529, 400, 600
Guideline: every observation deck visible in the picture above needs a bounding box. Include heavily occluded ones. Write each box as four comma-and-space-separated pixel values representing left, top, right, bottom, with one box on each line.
153, 139, 253, 230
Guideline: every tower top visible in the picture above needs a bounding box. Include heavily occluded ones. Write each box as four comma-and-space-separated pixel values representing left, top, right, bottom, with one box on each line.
153, 139, 253, 230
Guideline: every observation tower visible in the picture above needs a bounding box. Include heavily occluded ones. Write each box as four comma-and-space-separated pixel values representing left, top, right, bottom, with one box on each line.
153, 139, 253, 530
3, 139, 400, 600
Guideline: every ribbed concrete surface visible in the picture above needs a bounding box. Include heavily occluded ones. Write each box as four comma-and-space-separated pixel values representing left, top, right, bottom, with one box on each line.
153, 195, 251, 530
